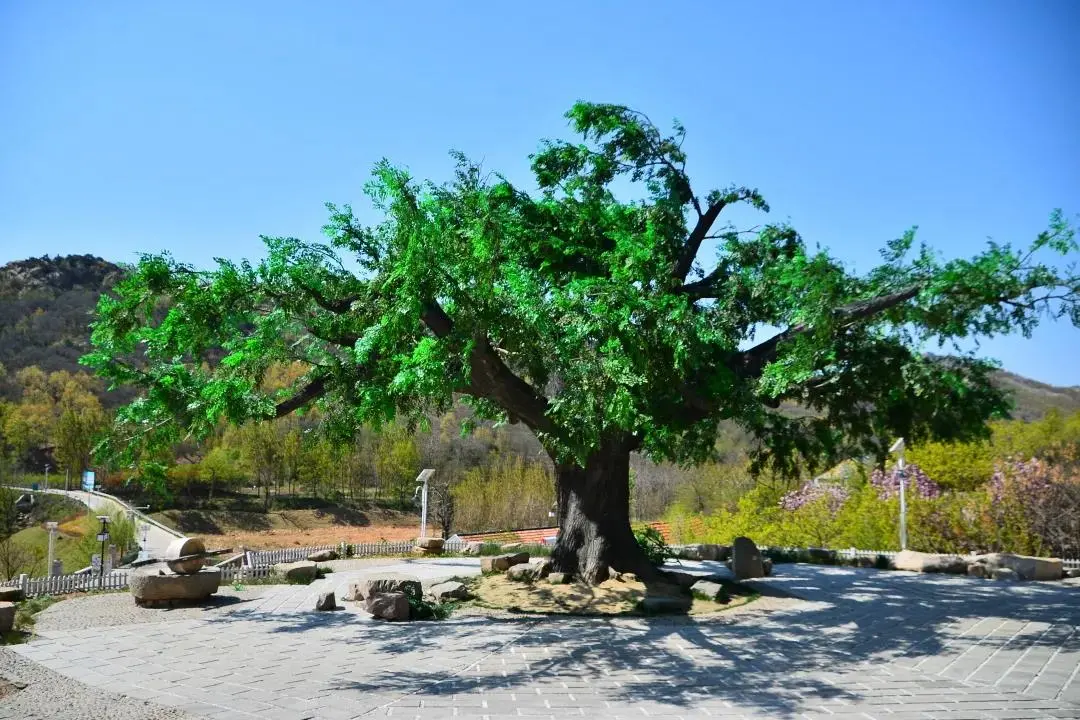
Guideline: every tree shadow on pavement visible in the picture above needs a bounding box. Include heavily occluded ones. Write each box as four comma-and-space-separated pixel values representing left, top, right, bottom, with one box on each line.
202, 563, 1080, 717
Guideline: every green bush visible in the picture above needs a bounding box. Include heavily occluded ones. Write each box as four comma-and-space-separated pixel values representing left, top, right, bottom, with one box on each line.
634, 526, 674, 566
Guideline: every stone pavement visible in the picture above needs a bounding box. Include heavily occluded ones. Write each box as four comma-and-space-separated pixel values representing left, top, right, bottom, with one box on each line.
9, 560, 1080, 719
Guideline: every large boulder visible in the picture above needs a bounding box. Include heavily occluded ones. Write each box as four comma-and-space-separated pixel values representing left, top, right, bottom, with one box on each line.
346, 573, 422, 601
0, 601, 14, 633
507, 563, 539, 582
971, 553, 1062, 582
967, 563, 987, 578
414, 537, 445, 555
315, 591, 337, 611
731, 536, 764, 579
893, 550, 966, 575
481, 552, 529, 573
273, 561, 318, 583
130, 566, 221, 606
0, 587, 24, 603
307, 549, 338, 562
366, 591, 410, 621
425, 581, 469, 603
461, 541, 483, 556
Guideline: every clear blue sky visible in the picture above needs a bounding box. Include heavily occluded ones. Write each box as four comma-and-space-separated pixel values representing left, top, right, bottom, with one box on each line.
1, 2, 1078, 385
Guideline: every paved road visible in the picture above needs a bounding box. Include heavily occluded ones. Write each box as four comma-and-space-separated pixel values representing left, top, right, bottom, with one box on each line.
10, 561, 1080, 719
6, 486, 181, 558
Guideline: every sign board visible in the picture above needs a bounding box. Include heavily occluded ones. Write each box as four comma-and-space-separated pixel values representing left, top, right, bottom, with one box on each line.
96, 533, 110, 542
81, 470, 96, 492
91, 554, 101, 572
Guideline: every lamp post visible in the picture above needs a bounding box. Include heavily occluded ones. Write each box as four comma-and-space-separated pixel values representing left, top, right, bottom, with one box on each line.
413, 469, 434, 540
95, 515, 110, 589
889, 437, 907, 551
44, 463, 50, 491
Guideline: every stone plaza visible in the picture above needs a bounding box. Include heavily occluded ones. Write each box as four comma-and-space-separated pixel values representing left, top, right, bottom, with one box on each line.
8, 559, 1080, 719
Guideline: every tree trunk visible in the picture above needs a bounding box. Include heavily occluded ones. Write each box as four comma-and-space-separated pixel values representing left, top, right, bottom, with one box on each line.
550, 435, 656, 584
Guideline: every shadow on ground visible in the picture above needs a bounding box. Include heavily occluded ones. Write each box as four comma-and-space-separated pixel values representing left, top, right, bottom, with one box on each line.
201, 563, 1080, 717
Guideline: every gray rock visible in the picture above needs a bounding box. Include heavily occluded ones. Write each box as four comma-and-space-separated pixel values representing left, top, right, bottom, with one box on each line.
481, 552, 529, 573
731, 536, 764, 579
971, 552, 1062, 581
894, 550, 966, 575
663, 570, 699, 589
0, 586, 24, 602
315, 591, 337, 611
967, 563, 987, 578
461, 541, 483, 556
993, 567, 1020, 582
273, 560, 318, 583
307, 549, 338, 562
690, 579, 729, 602
507, 563, 537, 582
366, 591, 410, 620
762, 557, 774, 576
425, 581, 469, 603
414, 537, 445, 555
1065, 568, 1080, 579
0, 601, 14, 633
346, 573, 421, 601
639, 595, 691, 614
500, 542, 524, 552
129, 567, 221, 606
547, 572, 570, 584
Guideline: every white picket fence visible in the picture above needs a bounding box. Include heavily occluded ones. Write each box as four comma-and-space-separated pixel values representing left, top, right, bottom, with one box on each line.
2, 571, 131, 596
246, 539, 469, 566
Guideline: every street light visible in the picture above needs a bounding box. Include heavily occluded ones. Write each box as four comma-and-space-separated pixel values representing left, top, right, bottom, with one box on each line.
889, 437, 907, 551
95, 515, 110, 588
413, 469, 434, 540
44, 463, 50, 491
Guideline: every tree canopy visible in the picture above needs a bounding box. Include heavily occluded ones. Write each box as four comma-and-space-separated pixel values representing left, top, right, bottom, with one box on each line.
84, 102, 1080, 487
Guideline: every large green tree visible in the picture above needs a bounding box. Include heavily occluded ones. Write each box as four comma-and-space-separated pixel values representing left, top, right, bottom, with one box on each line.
84, 103, 1079, 582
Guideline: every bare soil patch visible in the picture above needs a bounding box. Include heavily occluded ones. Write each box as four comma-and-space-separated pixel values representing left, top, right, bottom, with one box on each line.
151, 507, 420, 549
468, 574, 757, 617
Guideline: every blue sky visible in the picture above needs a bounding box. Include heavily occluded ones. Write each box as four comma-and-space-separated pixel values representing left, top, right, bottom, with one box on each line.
1, 2, 1078, 385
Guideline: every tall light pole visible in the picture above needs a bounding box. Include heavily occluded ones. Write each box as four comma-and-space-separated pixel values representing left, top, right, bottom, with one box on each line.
44, 463, 50, 491
414, 469, 434, 540
889, 437, 907, 551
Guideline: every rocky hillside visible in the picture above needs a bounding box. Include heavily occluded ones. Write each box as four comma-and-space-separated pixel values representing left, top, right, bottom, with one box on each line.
0, 255, 123, 400
0, 254, 1078, 420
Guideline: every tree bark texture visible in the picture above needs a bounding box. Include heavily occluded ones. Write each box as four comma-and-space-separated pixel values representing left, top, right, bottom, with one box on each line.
550, 435, 656, 584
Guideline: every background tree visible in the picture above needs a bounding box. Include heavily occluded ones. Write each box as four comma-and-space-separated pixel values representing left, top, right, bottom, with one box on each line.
84, 102, 1080, 582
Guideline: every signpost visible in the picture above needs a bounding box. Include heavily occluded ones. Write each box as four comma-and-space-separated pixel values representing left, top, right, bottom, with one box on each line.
889, 437, 908, 551
81, 470, 96, 492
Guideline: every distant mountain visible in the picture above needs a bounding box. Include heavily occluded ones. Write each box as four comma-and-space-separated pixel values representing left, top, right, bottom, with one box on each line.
1, 254, 1078, 421
992, 369, 1080, 421
0, 255, 124, 402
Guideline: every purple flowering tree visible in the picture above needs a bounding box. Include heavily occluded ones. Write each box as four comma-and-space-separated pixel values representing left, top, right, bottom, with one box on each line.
870, 463, 941, 500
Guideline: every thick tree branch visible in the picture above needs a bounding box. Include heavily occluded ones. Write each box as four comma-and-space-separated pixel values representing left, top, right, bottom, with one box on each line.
274, 377, 327, 418
420, 300, 556, 436
739, 284, 922, 376
673, 201, 726, 281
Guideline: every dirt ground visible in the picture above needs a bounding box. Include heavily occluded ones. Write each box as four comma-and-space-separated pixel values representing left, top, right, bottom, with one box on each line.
194, 523, 420, 550
151, 507, 422, 550
469, 574, 757, 616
